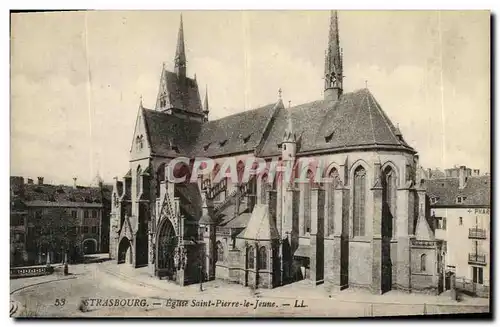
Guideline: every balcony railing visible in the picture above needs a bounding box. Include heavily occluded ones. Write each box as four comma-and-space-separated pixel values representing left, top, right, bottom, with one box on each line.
468, 253, 487, 265
469, 228, 487, 239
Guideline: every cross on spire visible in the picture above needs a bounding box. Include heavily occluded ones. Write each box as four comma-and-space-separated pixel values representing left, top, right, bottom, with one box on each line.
278, 88, 282, 100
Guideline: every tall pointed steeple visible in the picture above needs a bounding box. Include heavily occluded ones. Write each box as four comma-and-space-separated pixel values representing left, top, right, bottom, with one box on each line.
324, 10, 343, 101
174, 14, 187, 78
203, 85, 209, 122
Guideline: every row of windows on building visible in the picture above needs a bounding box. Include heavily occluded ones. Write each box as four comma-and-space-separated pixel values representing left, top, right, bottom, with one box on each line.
32, 209, 100, 220
435, 216, 477, 229
430, 196, 468, 205
27, 225, 99, 235
215, 242, 269, 270
259, 165, 397, 238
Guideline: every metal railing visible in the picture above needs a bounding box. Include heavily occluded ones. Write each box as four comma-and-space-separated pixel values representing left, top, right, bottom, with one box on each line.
469, 228, 487, 239
468, 253, 487, 265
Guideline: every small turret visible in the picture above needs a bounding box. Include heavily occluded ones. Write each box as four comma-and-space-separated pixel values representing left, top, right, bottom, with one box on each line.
282, 94, 296, 161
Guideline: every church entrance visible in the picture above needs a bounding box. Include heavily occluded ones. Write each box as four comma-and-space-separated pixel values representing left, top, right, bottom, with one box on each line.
156, 218, 178, 280
118, 237, 132, 264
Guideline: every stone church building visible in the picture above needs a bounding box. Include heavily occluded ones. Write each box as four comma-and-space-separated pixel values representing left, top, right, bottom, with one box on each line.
109, 12, 444, 294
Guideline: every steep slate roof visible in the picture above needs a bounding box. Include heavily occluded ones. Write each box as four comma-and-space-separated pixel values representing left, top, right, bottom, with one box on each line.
175, 183, 202, 221
189, 102, 281, 157
142, 108, 201, 157
240, 204, 279, 240
143, 101, 281, 158
143, 88, 414, 160
425, 176, 490, 207
155, 70, 203, 115
260, 88, 414, 157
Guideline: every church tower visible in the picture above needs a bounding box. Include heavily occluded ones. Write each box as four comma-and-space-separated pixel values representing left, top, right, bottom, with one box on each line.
154, 14, 204, 121
324, 10, 343, 101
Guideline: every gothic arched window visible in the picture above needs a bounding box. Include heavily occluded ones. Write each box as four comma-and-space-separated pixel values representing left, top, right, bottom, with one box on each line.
382, 166, 397, 238
303, 169, 313, 235
237, 160, 245, 184
136, 166, 142, 198
353, 166, 366, 237
156, 163, 166, 198
258, 246, 267, 270
213, 164, 221, 201
247, 246, 255, 269
327, 168, 339, 236
260, 174, 268, 204
420, 254, 427, 272
136, 135, 144, 150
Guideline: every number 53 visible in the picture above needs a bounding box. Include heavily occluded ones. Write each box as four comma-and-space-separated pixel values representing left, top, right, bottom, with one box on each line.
55, 299, 66, 306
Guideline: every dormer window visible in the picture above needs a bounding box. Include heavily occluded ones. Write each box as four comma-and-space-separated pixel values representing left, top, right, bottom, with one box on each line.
243, 133, 252, 144
219, 140, 227, 147
325, 131, 334, 143
430, 196, 439, 204
456, 196, 467, 204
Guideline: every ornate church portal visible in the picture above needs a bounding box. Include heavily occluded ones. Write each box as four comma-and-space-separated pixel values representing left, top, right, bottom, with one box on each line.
156, 218, 178, 280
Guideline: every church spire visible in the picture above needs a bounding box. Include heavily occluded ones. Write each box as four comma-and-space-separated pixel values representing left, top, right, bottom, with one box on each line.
174, 14, 187, 78
203, 85, 209, 122
324, 10, 343, 101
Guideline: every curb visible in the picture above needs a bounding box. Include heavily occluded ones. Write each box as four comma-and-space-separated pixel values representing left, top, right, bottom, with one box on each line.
10, 301, 18, 317
10, 275, 78, 295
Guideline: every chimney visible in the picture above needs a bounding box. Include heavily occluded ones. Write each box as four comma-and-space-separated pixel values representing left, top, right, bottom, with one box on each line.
458, 166, 467, 189
473, 169, 480, 177
37, 177, 44, 185
73, 177, 77, 189
27, 178, 34, 185
427, 168, 432, 179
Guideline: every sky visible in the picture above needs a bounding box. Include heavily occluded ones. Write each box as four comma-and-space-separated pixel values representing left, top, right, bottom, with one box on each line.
10, 10, 490, 186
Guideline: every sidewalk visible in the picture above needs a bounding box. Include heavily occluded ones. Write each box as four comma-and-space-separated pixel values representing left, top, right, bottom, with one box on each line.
98, 262, 253, 298
257, 279, 490, 306
98, 261, 489, 307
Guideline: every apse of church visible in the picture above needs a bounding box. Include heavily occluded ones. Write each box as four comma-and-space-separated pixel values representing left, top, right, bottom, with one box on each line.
109, 11, 443, 294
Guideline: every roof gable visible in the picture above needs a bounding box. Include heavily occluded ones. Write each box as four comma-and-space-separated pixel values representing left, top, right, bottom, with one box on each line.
130, 107, 151, 159
155, 69, 203, 115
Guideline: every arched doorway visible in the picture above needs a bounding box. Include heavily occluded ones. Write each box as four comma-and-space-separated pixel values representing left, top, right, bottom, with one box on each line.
118, 237, 132, 264
156, 218, 178, 279
83, 238, 98, 254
